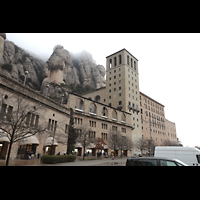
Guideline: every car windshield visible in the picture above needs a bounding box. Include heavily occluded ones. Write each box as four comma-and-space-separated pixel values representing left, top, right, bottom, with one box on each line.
173, 159, 188, 166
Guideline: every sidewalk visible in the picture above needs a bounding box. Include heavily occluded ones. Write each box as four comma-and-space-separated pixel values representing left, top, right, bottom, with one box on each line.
38, 157, 127, 166
0, 157, 127, 166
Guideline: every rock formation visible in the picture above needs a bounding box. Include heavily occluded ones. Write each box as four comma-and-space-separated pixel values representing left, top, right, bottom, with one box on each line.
41, 46, 106, 95
0, 33, 106, 103
0, 33, 6, 64
0, 33, 45, 90
72, 50, 106, 89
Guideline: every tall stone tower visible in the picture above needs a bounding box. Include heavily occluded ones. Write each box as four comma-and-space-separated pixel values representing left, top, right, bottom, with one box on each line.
0, 33, 6, 65
105, 48, 142, 153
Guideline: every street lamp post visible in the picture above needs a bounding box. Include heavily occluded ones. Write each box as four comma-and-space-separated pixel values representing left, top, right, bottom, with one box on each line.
23, 70, 29, 86
46, 83, 49, 97
149, 118, 153, 156
61, 94, 65, 104
143, 118, 153, 156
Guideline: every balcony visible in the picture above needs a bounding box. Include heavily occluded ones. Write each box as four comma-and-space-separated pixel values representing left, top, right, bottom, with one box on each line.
128, 105, 140, 114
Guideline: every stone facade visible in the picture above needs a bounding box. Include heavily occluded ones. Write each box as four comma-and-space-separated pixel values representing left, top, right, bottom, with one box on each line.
84, 49, 178, 151
140, 92, 178, 145
165, 119, 177, 143
0, 71, 133, 160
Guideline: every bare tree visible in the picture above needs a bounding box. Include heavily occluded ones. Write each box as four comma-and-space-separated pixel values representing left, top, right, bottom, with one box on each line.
162, 139, 179, 146
107, 129, 122, 158
0, 93, 45, 166
136, 138, 147, 156
120, 136, 133, 156
76, 125, 96, 160
145, 138, 157, 156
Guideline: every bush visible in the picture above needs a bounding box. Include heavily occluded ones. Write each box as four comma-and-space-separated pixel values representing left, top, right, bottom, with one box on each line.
41, 155, 76, 164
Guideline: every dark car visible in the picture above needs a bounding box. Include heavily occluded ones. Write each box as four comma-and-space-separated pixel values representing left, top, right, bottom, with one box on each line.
126, 157, 188, 166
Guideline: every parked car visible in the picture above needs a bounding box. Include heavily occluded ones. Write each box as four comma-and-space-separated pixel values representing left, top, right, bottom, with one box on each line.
126, 157, 188, 166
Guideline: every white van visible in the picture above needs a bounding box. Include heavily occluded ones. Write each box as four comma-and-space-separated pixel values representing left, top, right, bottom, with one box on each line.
154, 146, 200, 166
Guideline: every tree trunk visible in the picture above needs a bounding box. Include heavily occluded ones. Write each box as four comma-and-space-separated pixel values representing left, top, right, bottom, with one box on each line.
83, 145, 85, 160
6, 140, 13, 166
6, 131, 14, 166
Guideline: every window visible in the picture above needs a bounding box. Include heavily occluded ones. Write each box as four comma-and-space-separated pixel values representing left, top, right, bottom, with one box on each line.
94, 95, 100, 102
121, 113, 126, 122
109, 59, 112, 68
26, 112, 39, 128
131, 58, 133, 68
139, 159, 157, 166
112, 110, 117, 120
114, 57, 117, 66
119, 55, 122, 64
89, 103, 96, 114
48, 119, 57, 132
89, 120, 96, 127
122, 128, 126, 133
78, 99, 84, 110
160, 160, 177, 166
134, 61, 136, 71
127, 55, 129, 65
0, 104, 13, 121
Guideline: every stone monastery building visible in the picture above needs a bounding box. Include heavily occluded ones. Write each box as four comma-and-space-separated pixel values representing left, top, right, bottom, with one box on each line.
0, 48, 178, 160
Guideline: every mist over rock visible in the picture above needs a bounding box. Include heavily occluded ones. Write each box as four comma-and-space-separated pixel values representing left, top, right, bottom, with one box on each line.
41, 46, 106, 96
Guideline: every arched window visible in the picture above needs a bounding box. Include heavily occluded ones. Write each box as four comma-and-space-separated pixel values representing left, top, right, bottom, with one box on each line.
121, 113, 126, 122
112, 110, 117, 120
77, 99, 84, 110
102, 107, 108, 117
89, 103, 96, 114
94, 95, 100, 102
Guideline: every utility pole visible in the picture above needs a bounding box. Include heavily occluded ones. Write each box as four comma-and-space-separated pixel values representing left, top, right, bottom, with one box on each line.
149, 118, 153, 156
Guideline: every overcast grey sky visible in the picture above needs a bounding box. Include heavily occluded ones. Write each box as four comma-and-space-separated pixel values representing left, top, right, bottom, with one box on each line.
6, 33, 200, 147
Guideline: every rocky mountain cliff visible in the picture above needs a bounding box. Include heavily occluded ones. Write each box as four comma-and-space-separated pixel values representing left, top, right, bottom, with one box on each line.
41, 45, 105, 88
0, 33, 106, 102
0, 34, 44, 90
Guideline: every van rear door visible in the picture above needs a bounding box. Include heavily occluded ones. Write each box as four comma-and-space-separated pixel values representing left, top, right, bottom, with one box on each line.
195, 155, 200, 166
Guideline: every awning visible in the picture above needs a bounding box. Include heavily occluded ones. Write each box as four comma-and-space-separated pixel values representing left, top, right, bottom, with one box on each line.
75, 142, 82, 148
44, 137, 58, 146
20, 133, 39, 145
0, 129, 10, 143
87, 143, 95, 149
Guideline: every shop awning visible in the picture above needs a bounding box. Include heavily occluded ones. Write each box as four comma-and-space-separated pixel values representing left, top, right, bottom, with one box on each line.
87, 143, 95, 149
75, 142, 82, 148
44, 137, 58, 146
0, 129, 10, 143
20, 133, 39, 145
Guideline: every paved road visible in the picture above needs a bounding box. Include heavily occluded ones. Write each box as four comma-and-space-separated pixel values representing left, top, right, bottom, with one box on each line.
39, 157, 127, 166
